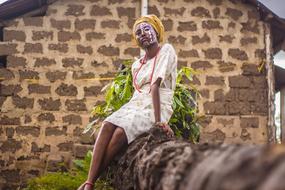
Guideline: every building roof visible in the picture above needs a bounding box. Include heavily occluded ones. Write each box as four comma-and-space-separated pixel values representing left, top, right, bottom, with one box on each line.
0, 0, 284, 53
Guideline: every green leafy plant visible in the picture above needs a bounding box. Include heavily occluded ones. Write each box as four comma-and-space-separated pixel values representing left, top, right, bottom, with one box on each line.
86, 60, 200, 143
24, 151, 113, 190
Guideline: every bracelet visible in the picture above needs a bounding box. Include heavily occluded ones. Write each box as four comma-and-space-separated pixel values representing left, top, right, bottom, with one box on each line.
155, 122, 166, 126
84, 181, 94, 187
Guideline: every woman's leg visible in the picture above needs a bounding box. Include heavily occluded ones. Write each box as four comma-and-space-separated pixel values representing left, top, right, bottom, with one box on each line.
86, 121, 117, 184
93, 127, 128, 181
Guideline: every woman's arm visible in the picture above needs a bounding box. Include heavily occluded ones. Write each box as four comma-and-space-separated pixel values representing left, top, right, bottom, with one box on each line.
151, 78, 162, 123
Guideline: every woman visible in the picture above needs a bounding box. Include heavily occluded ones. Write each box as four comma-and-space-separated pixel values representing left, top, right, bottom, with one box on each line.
78, 14, 177, 190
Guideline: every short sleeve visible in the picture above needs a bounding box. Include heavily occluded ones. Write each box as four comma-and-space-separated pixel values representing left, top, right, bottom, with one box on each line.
151, 44, 177, 86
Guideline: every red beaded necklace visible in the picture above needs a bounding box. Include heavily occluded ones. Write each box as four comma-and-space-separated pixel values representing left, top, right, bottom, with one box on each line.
133, 47, 161, 93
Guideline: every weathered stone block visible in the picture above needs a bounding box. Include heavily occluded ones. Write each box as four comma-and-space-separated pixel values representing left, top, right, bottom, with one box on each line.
57, 141, 73, 151
255, 49, 266, 59
65, 4, 85, 16
192, 33, 210, 45
50, 19, 71, 30
203, 48, 222, 59
241, 22, 260, 34
31, 142, 50, 152
204, 101, 226, 115
37, 113, 55, 123
229, 75, 251, 88
0, 97, 7, 107
62, 58, 83, 68
73, 71, 94, 80
206, 0, 222, 5
178, 49, 199, 58
16, 126, 40, 137
24, 43, 43, 54
55, 83, 78, 96
117, 7, 136, 19
200, 129, 225, 144
191, 60, 213, 70
46, 71, 67, 82
168, 35, 186, 44
4, 30, 26, 42
124, 47, 140, 57
48, 43, 68, 53
75, 19, 96, 30
0, 139, 22, 153
12, 96, 34, 109
115, 33, 131, 43
191, 7, 211, 18
202, 20, 222, 29
252, 76, 267, 89
219, 35, 235, 43
23, 17, 43, 26
34, 57, 56, 67
199, 89, 209, 98
24, 115, 32, 124
240, 37, 257, 46
63, 114, 82, 125
0, 43, 18, 55
225, 89, 238, 102
0, 169, 21, 183
90, 5, 112, 16
178, 21, 197, 32
214, 89, 225, 101
32, 31, 53, 41
228, 48, 248, 60
162, 19, 173, 31
217, 60, 236, 72
38, 98, 61, 111
58, 31, 81, 42
148, 6, 160, 17
7, 55, 26, 67
164, 7, 185, 16
6, 128, 14, 138
101, 20, 120, 29
86, 32, 105, 41
213, 7, 220, 18
74, 144, 93, 158
241, 117, 259, 128
0, 69, 14, 80
77, 45, 93, 55
45, 126, 67, 136
241, 64, 260, 75
98, 45, 119, 56
0, 84, 22, 96
65, 99, 87, 111
225, 8, 243, 20
205, 76, 224, 85
84, 86, 101, 96
28, 84, 51, 94
0, 115, 20, 125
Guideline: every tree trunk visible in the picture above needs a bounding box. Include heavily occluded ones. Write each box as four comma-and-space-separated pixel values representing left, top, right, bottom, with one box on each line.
113, 127, 285, 190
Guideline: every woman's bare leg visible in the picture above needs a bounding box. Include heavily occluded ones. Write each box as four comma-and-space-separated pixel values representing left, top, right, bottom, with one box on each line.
93, 127, 128, 181
86, 122, 117, 184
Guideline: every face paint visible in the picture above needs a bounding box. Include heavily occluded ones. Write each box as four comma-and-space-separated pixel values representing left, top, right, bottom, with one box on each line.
135, 22, 158, 47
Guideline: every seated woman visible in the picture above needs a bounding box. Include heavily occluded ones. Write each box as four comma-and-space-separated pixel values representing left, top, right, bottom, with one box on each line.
78, 14, 177, 190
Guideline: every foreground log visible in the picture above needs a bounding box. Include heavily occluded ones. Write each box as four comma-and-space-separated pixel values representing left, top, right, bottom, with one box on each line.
113, 127, 285, 190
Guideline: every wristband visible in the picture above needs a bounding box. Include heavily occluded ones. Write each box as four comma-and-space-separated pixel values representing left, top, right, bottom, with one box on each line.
84, 181, 94, 187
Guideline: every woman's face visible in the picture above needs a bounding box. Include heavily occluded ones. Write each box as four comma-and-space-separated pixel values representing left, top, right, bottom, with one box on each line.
135, 22, 158, 48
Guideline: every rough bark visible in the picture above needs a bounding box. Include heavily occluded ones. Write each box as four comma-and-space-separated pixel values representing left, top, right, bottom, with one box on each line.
113, 127, 285, 190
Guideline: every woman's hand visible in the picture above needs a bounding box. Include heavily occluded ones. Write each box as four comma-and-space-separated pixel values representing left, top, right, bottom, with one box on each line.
77, 182, 94, 190
155, 122, 174, 137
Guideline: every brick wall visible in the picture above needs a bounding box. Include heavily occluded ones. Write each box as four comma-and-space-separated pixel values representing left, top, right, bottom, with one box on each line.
0, 0, 269, 188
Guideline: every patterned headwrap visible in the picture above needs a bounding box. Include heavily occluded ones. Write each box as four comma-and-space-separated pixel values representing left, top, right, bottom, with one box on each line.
133, 14, 165, 45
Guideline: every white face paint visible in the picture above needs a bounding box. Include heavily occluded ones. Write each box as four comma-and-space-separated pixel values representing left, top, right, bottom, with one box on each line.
135, 22, 158, 47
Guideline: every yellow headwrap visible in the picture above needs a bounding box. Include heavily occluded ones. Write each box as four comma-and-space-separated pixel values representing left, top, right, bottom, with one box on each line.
133, 14, 165, 46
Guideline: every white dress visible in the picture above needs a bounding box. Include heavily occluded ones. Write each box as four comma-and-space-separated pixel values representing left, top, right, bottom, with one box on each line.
104, 43, 177, 144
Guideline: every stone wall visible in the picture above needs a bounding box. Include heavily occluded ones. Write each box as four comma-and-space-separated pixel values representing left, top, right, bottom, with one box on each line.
0, 0, 268, 188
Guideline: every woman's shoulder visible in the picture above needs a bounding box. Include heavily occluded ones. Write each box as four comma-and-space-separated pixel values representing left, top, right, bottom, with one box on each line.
160, 43, 176, 55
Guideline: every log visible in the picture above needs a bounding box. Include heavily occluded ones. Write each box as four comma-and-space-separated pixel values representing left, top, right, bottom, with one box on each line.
113, 127, 285, 190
